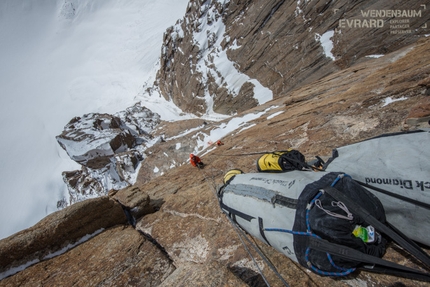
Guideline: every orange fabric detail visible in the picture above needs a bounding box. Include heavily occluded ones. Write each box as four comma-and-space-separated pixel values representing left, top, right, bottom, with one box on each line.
190, 155, 201, 167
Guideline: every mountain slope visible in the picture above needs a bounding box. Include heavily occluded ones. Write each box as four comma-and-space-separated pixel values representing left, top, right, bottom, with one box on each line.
1, 0, 430, 286
1, 36, 429, 286
155, 0, 429, 116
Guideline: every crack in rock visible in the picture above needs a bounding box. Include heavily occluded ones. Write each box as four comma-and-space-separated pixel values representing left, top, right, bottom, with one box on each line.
165, 209, 222, 223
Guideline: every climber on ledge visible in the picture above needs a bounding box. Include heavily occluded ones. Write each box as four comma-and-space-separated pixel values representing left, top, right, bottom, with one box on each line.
190, 153, 204, 169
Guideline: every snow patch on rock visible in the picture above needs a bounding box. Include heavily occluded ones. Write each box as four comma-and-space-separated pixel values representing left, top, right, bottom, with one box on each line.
316, 30, 335, 60
56, 103, 160, 207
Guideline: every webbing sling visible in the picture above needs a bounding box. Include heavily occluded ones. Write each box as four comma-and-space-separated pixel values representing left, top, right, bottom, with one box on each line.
307, 236, 430, 282
355, 180, 430, 211
259, 217, 272, 246
322, 186, 430, 269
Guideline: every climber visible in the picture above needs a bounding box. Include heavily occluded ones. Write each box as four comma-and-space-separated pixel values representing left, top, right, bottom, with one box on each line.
190, 153, 204, 169
216, 140, 224, 146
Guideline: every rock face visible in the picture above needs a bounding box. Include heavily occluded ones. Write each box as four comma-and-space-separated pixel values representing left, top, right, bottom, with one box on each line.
0, 188, 165, 286
109, 185, 155, 222
56, 103, 161, 207
156, 0, 273, 116
156, 0, 429, 116
2, 36, 428, 287
2, 0, 430, 286
0, 196, 126, 277
0, 226, 175, 287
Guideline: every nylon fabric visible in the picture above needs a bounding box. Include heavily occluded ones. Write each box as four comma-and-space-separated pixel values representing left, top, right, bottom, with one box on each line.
325, 130, 430, 245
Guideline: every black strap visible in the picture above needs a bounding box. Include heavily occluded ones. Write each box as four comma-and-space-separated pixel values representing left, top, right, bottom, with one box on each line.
322, 149, 338, 170
272, 194, 297, 209
323, 186, 430, 269
355, 180, 430, 210
218, 187, 254, 224
386, 221, 426, 254
360, 265, 430, 282
308, 236, 430, 282
258, 217, 271, 246
219, 202, 255, 222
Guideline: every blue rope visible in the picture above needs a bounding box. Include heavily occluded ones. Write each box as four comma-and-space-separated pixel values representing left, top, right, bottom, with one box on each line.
264, 228, 318, 238
330, 173, 351, 187
264, 228, 356, 276
305, 248, 356, 276
326, 253, 354, 272
265, 174, 357, 277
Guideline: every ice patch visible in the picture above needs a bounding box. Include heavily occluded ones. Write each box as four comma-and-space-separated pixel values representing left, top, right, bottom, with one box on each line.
382, 96, 408, 107
267, 111, 284, 119
316, 30, 335, 60
365, 54, 384, 58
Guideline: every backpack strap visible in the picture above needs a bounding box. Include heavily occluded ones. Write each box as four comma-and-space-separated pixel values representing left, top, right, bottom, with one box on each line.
322, 185, 430, 269
355, 180, 430, 210
307, 236, 430, 282
258, 217, 272, 246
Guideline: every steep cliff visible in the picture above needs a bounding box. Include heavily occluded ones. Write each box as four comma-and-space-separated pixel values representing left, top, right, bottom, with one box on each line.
2, 36, 429, 286
156, 0, 429, 116
1, 0, 430, 286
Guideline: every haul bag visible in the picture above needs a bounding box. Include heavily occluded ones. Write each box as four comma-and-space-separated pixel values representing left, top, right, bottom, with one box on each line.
325, 130, 430, 246
218, 171, 328, 262
218, 171, 387, 273
219, 171, 430, 279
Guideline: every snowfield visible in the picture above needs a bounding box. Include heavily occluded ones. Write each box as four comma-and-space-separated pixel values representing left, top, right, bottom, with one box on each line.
0, 0, 189, 240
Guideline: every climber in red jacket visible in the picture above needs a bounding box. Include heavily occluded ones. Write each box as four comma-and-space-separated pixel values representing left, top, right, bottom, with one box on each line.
190, 153, 204, 169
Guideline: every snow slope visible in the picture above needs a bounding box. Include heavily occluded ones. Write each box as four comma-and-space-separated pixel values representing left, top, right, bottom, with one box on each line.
0, 0, 189, 240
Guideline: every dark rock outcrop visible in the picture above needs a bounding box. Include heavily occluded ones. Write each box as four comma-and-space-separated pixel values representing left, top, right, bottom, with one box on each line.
56, 103, 161, 207
109, 185, 155, 221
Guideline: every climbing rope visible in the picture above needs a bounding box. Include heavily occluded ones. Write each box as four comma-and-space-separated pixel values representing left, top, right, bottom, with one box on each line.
202, 167, 290, 287
227, 215, 273, 287
211, 150, 325, 171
